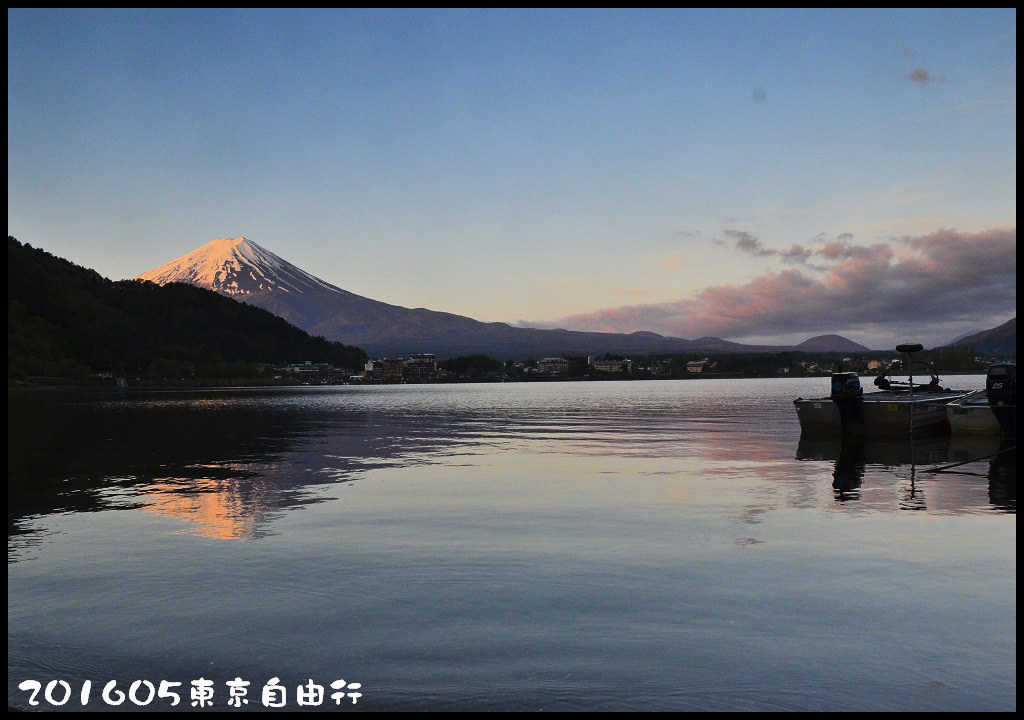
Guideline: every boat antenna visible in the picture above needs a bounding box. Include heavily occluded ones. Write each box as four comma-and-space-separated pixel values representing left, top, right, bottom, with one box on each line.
896, 343, 924, 435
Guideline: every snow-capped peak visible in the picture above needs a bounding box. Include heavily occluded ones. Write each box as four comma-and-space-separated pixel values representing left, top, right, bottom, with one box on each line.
135, 236, 341, 297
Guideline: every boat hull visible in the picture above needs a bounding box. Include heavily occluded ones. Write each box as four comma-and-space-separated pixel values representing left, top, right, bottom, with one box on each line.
794, 391, 966, 437
946, 390, 1004, 435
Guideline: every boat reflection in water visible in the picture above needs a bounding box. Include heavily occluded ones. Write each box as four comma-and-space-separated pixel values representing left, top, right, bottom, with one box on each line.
796, 433, 1016, 513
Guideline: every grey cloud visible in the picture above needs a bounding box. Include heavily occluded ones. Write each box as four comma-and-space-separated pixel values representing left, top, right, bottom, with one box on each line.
725, 229, 775, 257
908, 67, 946, 85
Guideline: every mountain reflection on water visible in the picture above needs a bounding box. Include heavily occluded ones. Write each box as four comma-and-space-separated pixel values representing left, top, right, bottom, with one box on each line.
9, 388, 513, 545
10, 391, 330, 544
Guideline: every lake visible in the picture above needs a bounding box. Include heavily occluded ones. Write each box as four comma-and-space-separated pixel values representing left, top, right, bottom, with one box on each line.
7, 378, 1016, 711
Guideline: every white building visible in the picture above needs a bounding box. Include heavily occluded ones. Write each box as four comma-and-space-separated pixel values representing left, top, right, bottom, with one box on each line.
588, 356, 633, 373
687, 359, 710, 374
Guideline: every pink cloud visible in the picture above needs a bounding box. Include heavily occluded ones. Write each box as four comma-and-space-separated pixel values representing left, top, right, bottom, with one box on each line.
547, 228, 1016, 345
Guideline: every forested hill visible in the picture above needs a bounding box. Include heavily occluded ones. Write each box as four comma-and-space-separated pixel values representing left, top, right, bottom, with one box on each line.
8, 236, 367, 380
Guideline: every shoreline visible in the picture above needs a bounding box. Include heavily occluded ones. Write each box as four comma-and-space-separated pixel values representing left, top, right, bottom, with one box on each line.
8, 371, 992, 394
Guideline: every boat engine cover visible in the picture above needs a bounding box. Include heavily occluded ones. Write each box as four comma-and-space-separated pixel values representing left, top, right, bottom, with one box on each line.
986, 364, 1016, 406
831, 372, 863, 399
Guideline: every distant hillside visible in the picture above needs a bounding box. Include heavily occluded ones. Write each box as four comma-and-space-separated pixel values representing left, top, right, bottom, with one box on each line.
135, 236, 880, 359
939, 318, 1016, 356
943, 329, 979, 345
8, 237, 366, 380
795, 334, 871, 353
132, 236, 751, 358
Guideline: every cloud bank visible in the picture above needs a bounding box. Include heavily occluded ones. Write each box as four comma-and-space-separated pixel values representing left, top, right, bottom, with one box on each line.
532, 228, 1016, 348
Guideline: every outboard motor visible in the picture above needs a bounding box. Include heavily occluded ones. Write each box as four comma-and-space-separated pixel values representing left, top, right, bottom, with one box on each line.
830, 371, 864, 433
985, 363, 1016, 436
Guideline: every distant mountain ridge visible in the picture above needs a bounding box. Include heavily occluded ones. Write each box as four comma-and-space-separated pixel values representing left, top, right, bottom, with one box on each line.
939, 318, 1016, 356
136, 236, 873, 358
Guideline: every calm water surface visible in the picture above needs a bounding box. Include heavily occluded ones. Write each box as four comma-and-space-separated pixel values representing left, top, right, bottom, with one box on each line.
7, 379, 1016, 711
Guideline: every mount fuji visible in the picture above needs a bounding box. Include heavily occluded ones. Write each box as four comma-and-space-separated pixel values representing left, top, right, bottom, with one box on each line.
135, 237, 865, 358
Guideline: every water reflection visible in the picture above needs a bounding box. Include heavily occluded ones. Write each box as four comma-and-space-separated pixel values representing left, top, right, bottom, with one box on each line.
9, 380, 1015, 553
7, 381, 1017, 711
9, 390, 366, 548
9, 382, 1015, 559
980, 437, 1017, 513
9, 383, 790, 552
796, 433, 1015, 513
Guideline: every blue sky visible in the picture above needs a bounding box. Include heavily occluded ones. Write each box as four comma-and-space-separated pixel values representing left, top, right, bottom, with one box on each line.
8, 9, 1016, 347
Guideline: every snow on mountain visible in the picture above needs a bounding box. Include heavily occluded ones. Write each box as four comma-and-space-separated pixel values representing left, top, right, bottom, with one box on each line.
136, 237, 340, 297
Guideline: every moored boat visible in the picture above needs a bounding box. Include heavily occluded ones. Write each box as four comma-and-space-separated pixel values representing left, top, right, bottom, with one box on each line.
946, 390, 1002, 435
945, 363, 1016, 436
793, 343, 970, 437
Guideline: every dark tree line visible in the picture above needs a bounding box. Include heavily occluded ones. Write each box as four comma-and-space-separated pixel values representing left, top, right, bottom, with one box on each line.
8, 237, 366, 381
438, 354, 504, 379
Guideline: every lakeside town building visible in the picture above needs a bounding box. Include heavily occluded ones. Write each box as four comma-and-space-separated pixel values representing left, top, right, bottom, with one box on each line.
588, 356, 634, 373
404, 353, 438, 382
687, 359, 711, 374
537, 357, 569, 375
361, 353, 440, 383
279, 360, 349, 383
365, 358, 405, 382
